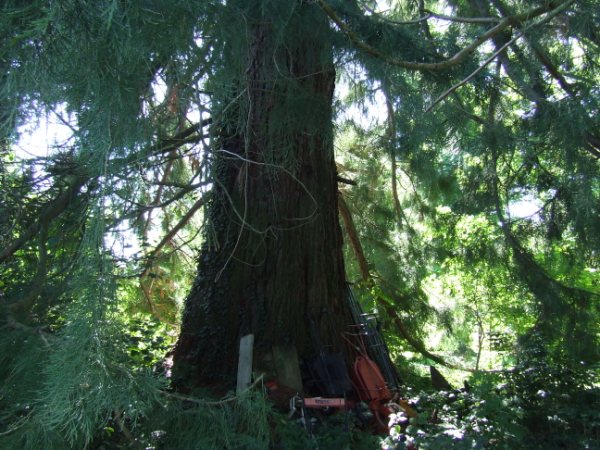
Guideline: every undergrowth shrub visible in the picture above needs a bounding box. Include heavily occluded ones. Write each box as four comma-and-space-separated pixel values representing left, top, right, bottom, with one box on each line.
383, 356, 600, 450
381, 383, 525, 450
505, 339, 600, 449
270, 407, 379, 450
137, 388, 271, 450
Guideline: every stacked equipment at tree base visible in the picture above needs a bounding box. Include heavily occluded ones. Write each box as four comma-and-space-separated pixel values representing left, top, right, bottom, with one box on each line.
289, 285, 414, 432
345, 285, 402, 391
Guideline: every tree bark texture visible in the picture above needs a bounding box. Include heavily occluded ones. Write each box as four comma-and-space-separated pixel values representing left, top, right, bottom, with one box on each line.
172, 4, 354, 389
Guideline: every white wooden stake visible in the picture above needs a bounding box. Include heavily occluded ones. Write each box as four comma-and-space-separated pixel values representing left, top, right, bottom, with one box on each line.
236, 333, 254, 394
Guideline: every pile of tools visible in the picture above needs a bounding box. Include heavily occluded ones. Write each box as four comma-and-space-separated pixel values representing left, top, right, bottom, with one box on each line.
261, 285, 415, 434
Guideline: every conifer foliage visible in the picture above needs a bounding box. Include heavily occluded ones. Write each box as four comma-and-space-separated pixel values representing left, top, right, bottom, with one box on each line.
0, 0, 598, 448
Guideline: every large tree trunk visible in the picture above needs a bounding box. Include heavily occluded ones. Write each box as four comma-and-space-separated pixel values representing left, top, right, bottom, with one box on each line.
172, 3, 354, 389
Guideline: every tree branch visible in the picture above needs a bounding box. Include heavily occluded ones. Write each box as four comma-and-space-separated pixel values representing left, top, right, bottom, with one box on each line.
141, 193, 209, 271
0, 176, 87, 264
425, 30, 522, 112
338, 193, 370, 281
382, 85, 410, 232
425, 0, 575, 111
317, 0, 566, 72
424, 9, 501, 24
488, 148, 599, 313
8, 226, 48, 315
488, 0, 598, 160
336, 175, 357, 185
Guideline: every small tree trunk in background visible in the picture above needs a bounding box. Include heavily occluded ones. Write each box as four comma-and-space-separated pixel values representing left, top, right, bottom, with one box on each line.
172, 3, 354, 390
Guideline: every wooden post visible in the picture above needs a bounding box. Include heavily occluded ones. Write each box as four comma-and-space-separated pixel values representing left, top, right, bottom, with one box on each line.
236, 334, 254, 394
272, 345, 303, 393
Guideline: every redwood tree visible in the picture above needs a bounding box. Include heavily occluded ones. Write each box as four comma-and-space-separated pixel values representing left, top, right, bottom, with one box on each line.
171, 2, 355, 387
1, 0, 598, 446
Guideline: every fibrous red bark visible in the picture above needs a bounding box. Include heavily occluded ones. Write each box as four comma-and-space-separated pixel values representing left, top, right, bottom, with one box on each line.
172, 3, 354, 389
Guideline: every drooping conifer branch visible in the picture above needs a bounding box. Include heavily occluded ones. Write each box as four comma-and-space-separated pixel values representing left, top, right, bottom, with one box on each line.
7, 225, 48, 316
382, 85, 405, 230
362, 5, 503, 25
317, 0, 572, 72
484, 113, 598, 358
0, 175, 87, 264
471, 0, 600, 160
426, 0, 576, 111
425, 30, 523, 112
423, 9, 502, 24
